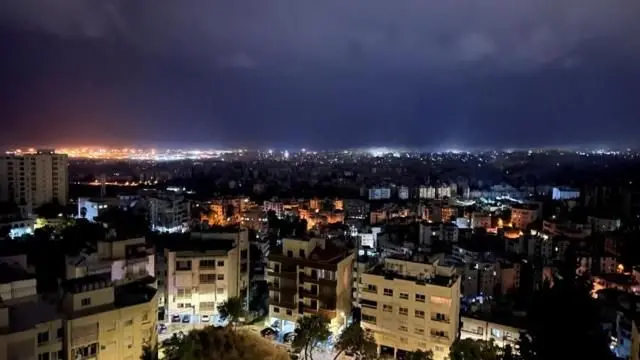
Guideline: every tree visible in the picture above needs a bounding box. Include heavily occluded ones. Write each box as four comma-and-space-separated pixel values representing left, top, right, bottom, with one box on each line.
333, 322, 378, 360
292, 314, 331, 360
217, 296, 245, 330
406, 350, 434, 360
140, 341, 158, 360
517, 272, 615, 360
449, 339, 500, 360
162, 327, 288, 360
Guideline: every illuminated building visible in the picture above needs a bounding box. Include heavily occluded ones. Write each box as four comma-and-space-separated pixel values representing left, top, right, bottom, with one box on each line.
0, 203, 34, 239
267, 237, 354, 335
0, 149, 68, 216
264, 201, 284, 218
510, 204, 539, 230
164, 227, 249, 324
60, 274, 158, 360
0, 254, 157, 360
471, 212, 492, 229
459, 315, 522, 349
357, 257, 460, 360
65, 236, 155, 286
551, 187, 580, 200
77, 198, 115, 222
148, 191, 190, 233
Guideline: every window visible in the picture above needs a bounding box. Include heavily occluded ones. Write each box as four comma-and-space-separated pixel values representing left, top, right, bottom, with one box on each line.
431, 329, 448, 339
273, 307, 280, 313
382, 304, 393, 313
176, 288, 192, 298
287, 251, 293, 257
414, 327, 425, 335
431, 312, 448, 323
241, 250, 248, 259
57, 350, 64, 360
124, 319, 133, 327
199, 274, 216, 283
38, 353, 50, 360
72, 343, 97, 359
399, 325, 408, 332
37, 331, 49, 345
364, 284, 377, 294
299, 249, 305, 258
399, 292, 409, 300
217, 260, 225, 267
415, 293, 426, 303
176, 260, 192, 271
286, 309, 293, 316
399, 307, 408, 316
362, 315, 376, 324
142, 312, 149, 322
199, 259, 216, 269
360, 299, 377, 309
56, 327, 64, 339
81, 297, 91, 306
430, 296, 452, 306
383, 288, 393, 296
415, 310, 425, 319
217, 274, 225, 281
217, 288, 225, 294
200, 301, 216, 310
491, 328, 502, 338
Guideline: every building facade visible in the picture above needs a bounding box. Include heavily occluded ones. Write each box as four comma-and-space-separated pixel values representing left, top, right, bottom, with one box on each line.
165, 227, 250, 324
358, 257, 461, 360
267, 237, 354, 334
0, 150, 68, 216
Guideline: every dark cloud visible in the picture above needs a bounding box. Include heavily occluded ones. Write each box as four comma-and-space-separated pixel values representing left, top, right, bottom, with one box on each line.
0, 0, 639, 149
2, 0, 639, 70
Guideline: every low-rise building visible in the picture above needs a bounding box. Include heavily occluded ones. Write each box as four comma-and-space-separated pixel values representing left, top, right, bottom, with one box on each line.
358, 257, 460, 360
267, 237, 354, 334
165, 227, 249, 325
460, 315, 523, 349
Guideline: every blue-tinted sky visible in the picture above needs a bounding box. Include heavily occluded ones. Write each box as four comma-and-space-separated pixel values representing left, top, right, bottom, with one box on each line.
1, 0, 639, 149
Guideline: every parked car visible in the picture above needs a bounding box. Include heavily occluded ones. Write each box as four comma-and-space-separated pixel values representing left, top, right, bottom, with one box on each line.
171, 314, 181, 323
158, 323, 168, 334
201, 314, 210, 323
283, 332, 296, 344
182, 315, 191, 324
260, 327, 279, 340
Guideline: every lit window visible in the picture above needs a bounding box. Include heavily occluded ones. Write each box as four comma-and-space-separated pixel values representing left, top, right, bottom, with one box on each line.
382, 304, 393, 313
399, 307, 408, 316
383, 288, 393, 296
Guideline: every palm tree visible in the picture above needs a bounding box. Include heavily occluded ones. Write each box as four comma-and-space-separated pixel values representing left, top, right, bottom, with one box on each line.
217, 296, 245, 330
333, 322, 378, 360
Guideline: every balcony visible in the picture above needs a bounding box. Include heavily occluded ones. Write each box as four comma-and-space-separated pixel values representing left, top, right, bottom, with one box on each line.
300, 288, 319, 299
267, 270, 296, 279
269, 298, 296, 309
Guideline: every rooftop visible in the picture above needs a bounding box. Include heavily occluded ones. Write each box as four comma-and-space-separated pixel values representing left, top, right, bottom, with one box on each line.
61, 273, 112, 294
366, 263, 457, 288
0, 263, 34, 284
7, 299, 61, 333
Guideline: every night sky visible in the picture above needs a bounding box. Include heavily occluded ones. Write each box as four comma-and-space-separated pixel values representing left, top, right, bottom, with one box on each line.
1, 0, 639, 150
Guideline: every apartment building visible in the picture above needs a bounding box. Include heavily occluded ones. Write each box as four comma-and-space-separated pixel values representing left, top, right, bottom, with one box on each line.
358, 257, 460, 360
460, 315, 522, 349
0, 255, 64, 360
148, 191, 190, 233
60, 274, 158, 360
165, 227, 249, 324
65, 236, 155, 286
267, 237, 355, 334
0, 150, 68, 216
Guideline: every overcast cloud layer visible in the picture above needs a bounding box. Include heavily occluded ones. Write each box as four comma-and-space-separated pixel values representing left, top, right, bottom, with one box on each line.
0, 0, 639, 148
